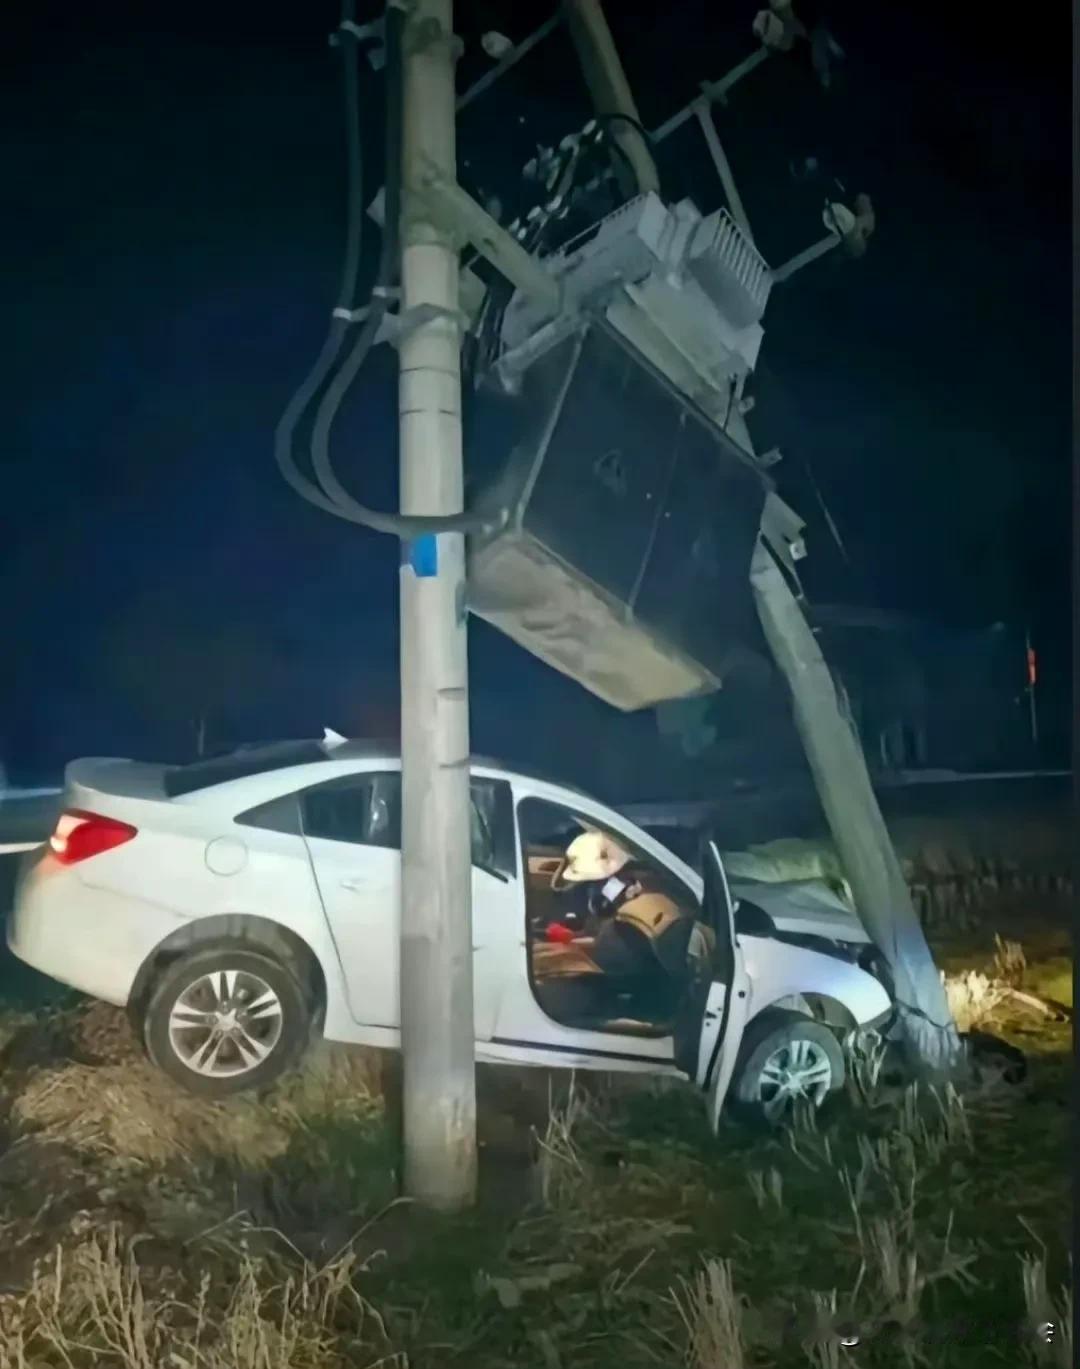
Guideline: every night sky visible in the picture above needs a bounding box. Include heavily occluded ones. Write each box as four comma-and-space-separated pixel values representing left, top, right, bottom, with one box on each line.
3, 2, 1071, 782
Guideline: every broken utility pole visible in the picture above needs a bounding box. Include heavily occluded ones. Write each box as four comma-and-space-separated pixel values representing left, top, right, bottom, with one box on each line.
397, 0, 477, 1210
564, 0, 660, 197
561, 1, 958, 1071
750, 543, 961, 1070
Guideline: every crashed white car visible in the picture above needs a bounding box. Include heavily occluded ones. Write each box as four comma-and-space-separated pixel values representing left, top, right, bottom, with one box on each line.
8, 739, 894, 1128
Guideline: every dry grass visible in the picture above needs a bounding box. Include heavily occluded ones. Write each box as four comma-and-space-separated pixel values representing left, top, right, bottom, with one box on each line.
852, 1207, 980, 1350
0, 1010, 38, 1059
992, 933, 1028, 987
533, 1075, 589, 1211
12, 1062, 297, 1168
9, 1029, 385, 1170
745, 1165, 784, 1212
801, 1290, 847, 1369
0, 918, 1068, 1369
1020, 1252, 1073, 1367
942, 968, 1008, 1031
670, 1258, 747, 1369
0, 1225, 402, 1369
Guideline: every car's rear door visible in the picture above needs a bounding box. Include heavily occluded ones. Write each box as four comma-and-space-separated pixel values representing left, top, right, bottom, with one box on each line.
299, 772, 402, 1031
672, 840, 752, 1132
300, 771, 517, 1038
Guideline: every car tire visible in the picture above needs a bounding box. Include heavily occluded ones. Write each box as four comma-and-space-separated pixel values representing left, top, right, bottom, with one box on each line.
730, 1008, 845, 1126
143, 946, 312, 1098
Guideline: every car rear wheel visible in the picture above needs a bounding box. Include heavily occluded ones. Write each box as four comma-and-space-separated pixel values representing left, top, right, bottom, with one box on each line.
143, 947, 312, 1098
730, 1009, 845, 1126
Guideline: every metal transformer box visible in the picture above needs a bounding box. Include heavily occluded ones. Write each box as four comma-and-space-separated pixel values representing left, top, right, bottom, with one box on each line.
467, 326, 769, 711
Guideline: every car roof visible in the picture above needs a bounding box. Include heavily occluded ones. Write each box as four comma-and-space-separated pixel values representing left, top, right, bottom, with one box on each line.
163, 737, 590, 801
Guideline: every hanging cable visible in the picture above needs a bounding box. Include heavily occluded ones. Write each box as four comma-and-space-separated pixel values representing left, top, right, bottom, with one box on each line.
592, 110, 656, 151
276, 0, 507, 539
273, 0, 368, 520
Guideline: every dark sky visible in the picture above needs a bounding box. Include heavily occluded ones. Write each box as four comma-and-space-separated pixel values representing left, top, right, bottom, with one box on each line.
2, 2, 1071, 778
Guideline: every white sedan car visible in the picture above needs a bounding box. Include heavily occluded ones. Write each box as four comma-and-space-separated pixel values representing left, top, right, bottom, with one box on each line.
9, 738, 894, 1128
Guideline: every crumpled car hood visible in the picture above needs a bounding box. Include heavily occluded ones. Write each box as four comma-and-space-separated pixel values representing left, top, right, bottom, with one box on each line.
727, 876, 872, 945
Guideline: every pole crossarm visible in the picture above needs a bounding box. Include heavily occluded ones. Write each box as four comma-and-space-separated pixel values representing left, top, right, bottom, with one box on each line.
456, 13, 562, 111
652, 46, 770, 144
416, 164, 566, 314
771, 233, 841, 283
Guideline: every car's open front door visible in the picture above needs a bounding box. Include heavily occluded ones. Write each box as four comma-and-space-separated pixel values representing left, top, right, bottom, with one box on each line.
672, 840, 752, 1133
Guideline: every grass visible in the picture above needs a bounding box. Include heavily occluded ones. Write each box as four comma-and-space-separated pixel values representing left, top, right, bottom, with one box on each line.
0, 903, 1070, 1368
0, 1226, 402, 1368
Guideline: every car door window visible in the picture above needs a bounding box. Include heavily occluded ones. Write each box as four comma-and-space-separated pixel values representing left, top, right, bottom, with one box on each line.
281, 771, 515, 878
235, 793, 302, 835
301, 773, 401, 848
517, 796, 703, 1036
470, 778, 516, 881
517, 797, 696, 908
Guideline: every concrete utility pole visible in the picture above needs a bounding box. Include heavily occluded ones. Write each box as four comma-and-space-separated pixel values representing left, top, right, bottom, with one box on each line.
561, 0, 958, 1072
397, 0, 476, 1210
564, 0, 660, 196
750, 544, 961, 1070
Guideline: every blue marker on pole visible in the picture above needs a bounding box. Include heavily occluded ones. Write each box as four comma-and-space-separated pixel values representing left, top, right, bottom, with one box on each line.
403, 535, 439, 577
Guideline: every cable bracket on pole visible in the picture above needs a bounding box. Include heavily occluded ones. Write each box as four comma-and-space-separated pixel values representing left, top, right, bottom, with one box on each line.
329, 299, 466, 350
330, 16, 387, 67
387, 303, 469, 348
331, 286, 402, 323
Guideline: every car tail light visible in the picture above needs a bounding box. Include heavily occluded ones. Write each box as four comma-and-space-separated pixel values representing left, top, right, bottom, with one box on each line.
49, 810, 138, 865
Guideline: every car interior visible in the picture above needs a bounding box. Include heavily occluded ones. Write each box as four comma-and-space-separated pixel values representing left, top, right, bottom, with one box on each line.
518, 800, 704, 1038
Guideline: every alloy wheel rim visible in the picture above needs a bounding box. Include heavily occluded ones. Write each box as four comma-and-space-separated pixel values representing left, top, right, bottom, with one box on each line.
167, 968, 283, 1078
757, 1038, 833, 1121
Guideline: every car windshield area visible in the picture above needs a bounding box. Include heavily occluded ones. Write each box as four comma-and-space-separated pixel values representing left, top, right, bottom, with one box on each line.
517, 797, 707, 1039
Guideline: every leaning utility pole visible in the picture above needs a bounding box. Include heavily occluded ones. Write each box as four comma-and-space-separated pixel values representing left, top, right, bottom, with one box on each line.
397, 0, 477, 1210
564, 0, 660, 197
559, 1, 959, 1072
750, 545, 960, 1070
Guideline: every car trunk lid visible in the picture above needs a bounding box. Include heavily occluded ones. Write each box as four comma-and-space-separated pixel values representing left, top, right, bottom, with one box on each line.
65, 757, 170, 810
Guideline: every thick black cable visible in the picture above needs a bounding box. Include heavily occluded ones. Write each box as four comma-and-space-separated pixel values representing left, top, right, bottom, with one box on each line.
592, 111, 660, 198
273, 0, 365, 520
592, 110, 655, 148
278, 1, 505, 538
309, 3, 505, 536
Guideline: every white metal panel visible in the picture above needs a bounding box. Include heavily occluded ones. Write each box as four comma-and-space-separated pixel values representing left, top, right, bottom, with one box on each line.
303, 835, 516, 1041
739, 935, 892, 1027
691, 842, 752, 1130
8, 847, 184, 1006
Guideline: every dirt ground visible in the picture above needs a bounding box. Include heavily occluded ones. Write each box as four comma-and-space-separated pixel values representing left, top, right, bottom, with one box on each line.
0, 894, 1070, 1368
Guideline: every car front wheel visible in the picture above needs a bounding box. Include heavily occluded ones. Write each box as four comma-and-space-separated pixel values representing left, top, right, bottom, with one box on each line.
143, 946, 312, 1098
730, 1009, 845, 1125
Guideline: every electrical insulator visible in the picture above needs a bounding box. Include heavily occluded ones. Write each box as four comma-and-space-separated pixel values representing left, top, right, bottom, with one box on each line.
481, 31, 512, 60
